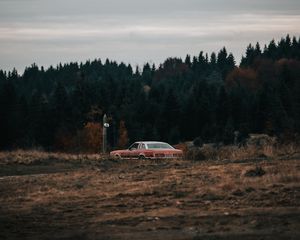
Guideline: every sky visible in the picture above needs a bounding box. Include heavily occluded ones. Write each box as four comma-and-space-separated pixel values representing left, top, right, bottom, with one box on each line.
0, 0, 300, 73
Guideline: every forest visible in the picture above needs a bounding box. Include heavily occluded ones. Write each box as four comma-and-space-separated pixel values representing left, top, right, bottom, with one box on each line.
0, 35, 300, 152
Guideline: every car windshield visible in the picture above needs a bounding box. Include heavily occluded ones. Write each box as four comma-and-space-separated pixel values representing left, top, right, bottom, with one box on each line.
128, 143, 139, 150
146, 143, 174, 149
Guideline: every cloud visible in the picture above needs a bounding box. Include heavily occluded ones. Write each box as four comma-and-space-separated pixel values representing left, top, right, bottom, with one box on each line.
1, 13, 299, 42
0, 0, 299, 72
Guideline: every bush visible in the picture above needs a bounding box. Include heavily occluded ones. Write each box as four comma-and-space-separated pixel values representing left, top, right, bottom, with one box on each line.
193, 137, 203, 147
244, 166, 266, 177
186, 148, 206, 161
185, 145, 218, 161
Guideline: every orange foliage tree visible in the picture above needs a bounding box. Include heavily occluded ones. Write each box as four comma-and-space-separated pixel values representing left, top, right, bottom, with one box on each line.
82, 122, 103, 153
55, 105, 104, 153
226, 68, 259, 91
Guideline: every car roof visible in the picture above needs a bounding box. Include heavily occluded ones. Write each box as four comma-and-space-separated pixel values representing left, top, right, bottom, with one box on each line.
135, 141, 169, 144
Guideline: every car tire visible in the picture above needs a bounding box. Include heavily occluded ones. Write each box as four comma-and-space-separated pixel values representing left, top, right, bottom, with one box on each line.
138, 155, 146, 160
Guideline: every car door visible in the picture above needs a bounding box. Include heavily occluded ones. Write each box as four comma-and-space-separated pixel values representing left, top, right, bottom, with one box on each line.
127, 143, 139, 159
120, 149, 131, 158
131, 142, 146, 159
137, 143, 146, 157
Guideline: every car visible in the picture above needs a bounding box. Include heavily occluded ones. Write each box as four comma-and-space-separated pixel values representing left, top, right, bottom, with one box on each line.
110, 141, 183, 159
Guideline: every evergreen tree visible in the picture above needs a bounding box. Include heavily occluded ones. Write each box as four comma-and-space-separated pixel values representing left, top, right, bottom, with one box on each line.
0, 36, 299, 150
0, 80, 18, 149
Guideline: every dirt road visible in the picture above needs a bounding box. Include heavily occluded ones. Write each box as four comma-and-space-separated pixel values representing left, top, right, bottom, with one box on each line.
0, 156, 299, 239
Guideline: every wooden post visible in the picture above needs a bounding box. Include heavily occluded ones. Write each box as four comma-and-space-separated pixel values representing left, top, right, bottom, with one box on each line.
103, 114, 107, 153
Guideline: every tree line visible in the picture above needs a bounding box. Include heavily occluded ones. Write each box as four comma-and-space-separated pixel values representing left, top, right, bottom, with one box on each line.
0, 35, 299, 151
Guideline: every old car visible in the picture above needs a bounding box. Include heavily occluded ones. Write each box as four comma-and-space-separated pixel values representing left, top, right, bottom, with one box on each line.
110, 141, 183, 159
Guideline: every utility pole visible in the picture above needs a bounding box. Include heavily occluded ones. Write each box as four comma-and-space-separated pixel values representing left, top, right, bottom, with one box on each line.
102, 114, 109, 153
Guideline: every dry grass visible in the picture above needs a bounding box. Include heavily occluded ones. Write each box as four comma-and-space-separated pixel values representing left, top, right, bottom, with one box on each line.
185, 143, 300, 161
1, 141, 299, 165
0, 152, 299, 239
0, 149, 109, 165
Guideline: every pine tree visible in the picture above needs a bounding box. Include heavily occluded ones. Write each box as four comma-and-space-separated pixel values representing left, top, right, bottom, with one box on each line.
184, 54, 192, 68
0, 80, 18, 149
210, 52, 217, 66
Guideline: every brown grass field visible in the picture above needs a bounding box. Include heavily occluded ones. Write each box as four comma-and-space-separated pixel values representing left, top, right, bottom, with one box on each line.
0, 150, 299, 239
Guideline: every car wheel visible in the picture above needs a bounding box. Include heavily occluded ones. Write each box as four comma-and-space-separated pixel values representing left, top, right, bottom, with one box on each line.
139, 155, 146, 160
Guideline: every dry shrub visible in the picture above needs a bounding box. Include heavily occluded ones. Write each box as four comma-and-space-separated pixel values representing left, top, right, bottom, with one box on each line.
219, 183, 234, 192
186, 145, 217, 161
201, 191, 224, 201
173, 143, 189, 154
241, 160, 300, 190
217, 146, 246, 161
217, 145, 271, 161
246, 134, 277, 147
244, 166, 266, 177
275, 143, 299, 157
185, 142, 300, 161
268, 161, 300, 184
186, 145, 250, 161
185, 148, 206, 161
277, 172, 300, 183
0, 149, 110, 165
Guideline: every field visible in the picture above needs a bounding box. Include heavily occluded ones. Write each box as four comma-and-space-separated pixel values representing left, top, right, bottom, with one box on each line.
0, 151, 300, 239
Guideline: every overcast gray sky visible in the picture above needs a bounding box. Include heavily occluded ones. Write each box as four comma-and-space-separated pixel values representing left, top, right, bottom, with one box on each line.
0, 0, 300, 73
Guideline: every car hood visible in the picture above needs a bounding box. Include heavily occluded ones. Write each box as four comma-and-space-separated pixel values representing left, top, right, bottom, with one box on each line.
110, 150, 128, 154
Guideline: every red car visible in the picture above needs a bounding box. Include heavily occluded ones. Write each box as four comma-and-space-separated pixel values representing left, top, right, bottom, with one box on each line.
110, 141, 183, 159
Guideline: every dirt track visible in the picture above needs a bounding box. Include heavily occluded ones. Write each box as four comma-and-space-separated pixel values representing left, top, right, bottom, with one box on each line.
0, 157, 299, 239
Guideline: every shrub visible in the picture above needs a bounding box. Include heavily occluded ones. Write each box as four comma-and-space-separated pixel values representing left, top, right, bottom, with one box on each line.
244, 166, 266, 177
186, 148, 206, 161
193, 137, 203, 147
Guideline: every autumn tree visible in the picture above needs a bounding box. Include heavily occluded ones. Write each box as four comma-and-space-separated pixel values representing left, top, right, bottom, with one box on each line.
0, 36, 300, 150
82, 122, 103, 153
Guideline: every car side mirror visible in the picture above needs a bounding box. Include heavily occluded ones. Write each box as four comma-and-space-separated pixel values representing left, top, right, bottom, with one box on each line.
129, 147, 136, 151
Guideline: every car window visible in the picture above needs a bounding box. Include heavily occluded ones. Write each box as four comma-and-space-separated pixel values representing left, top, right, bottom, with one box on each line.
146, 143, 174, 149
139, 143, 146, 149
129, 143, 139, 150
